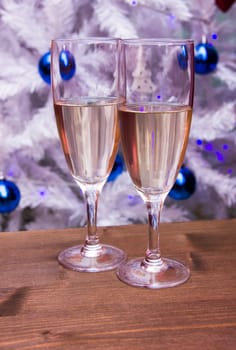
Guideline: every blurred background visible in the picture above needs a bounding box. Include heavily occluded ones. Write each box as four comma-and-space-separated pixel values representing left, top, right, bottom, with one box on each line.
0, 0, 235, 231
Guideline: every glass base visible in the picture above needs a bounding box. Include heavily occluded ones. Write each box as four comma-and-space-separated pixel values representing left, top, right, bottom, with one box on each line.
116, 257, 190, 289
58, 244, 126, 272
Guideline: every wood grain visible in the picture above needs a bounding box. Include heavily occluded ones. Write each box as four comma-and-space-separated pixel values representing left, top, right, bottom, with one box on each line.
0, 219, 235, 349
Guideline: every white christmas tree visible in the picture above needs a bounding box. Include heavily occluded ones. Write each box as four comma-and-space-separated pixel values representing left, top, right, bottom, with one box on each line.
0, 0, 235, 231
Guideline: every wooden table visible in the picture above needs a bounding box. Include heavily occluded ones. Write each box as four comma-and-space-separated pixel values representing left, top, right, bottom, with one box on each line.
0, 219, 235, 349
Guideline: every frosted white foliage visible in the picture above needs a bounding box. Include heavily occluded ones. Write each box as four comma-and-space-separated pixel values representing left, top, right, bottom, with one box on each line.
187, 152, 236, 207
0, 54, 42, 99
94, 0, 137, 38
190, 102, 236, 141
124, 0, 191, 21
0, 0, 236, 232
3, 102, 57, 160
98, 172, 146, 226
215, 64, 236, 90
162, 205, 190, 222
41, 0, 76, 39
191, 0, 216, 16
0, 1, 49, 51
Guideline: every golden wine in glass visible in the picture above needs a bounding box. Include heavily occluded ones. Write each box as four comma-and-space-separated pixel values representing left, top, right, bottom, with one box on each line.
117, 38, 194, 288
51, 38, 126, 272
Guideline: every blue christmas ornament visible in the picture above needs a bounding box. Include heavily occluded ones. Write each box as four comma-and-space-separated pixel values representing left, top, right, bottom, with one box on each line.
195, 42, 218, 74
38, 51, 51, 84
107, 153, 124, 182
177, 45, 188, 70
169, 167, 196, 200
59, 50, 76, 80
0, 179, 21, 214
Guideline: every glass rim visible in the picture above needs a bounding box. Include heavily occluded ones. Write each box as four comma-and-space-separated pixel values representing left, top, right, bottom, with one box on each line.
122, 38, 194, 46
51, 37, 120, 44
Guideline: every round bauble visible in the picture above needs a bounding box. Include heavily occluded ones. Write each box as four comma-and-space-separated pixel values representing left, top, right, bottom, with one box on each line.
107, 154, 124, 182
38, 51, 51, 84
195, 42, 218, 75
59, 50, 76, 80
0, 179, 21, 214
177, 45, 188, 70
169, 167, 196, 200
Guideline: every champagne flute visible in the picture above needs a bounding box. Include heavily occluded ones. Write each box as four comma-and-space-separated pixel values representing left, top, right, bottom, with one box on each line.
51, 38, 126, 272
117, 38, 194, 288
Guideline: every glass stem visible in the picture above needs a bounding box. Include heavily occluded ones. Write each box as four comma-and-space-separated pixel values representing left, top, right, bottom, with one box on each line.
144, 194, 167, 264
84, 189, 100, 248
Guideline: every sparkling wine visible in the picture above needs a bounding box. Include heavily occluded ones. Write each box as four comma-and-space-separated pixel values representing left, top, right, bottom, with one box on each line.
54, 98, 120, 185
118, 103, 192, 196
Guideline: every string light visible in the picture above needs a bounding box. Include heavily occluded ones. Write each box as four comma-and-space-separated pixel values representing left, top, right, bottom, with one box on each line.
39, 189, 47, 197
205, 143, 214, 151
215, 151, 224, 162
196, 139, 203, 145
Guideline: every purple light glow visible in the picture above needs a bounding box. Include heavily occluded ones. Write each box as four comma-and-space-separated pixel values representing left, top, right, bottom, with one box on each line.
196, 139, 203, 145
168, 14, 176, 28
205, 143, 213, 151
39, 189, 46, 197
7, 170, 14, 177
215, 151, 224, 162
127, 195, 141, 205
